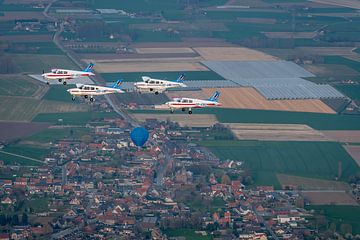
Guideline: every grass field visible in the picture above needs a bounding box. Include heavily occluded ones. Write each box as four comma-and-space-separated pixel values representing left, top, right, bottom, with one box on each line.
335, 85, 360, 100
25, 127, 91, 143
32, 112, 118, 125
308, 205, 360, 234
200, 140, 359, 187
101, 71, 225, 82
3, 54, 77, 74
129, 109, 360, 130
0, 96, 87, 122
164, 229, 212, 240
43, 85, 81, 103
0, 144, 49, 166
0, 75, 41, 97
324, 56, 360, 73
8, 42, 63, 55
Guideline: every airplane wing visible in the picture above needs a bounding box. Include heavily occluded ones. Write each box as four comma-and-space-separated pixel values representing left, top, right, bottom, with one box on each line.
76, 83, 84, 88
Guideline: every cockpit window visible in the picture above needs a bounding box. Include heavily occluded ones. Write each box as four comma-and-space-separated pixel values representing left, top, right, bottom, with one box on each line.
182, 99, 188, 103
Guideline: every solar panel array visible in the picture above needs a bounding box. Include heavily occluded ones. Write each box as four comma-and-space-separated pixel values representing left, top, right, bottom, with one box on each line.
202, 60, 345, 100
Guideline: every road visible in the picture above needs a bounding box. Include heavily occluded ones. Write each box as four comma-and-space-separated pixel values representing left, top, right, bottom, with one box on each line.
43, 1, 138, 127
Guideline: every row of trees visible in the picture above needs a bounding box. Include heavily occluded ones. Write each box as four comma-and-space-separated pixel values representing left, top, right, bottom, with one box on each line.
0, 213, 28, 226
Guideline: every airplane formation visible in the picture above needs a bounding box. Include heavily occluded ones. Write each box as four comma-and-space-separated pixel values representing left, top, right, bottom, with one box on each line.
41, 63, 221, 114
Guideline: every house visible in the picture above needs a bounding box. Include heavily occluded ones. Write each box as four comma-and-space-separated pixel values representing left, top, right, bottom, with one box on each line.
1, 197, 14, 204
70, 198, 81, 205
0, 233, 10, 240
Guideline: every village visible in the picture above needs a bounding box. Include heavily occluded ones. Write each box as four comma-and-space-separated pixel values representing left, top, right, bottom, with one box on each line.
0, 113, 339, 240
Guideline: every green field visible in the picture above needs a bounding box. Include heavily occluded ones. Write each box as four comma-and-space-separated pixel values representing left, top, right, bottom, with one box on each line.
43, 85, 80, 103
131, 30, 181, 42
25, 127, 91, 143
324, 56, 360, 73
2, 54, 77, 74
200, 140, 359, 187
101, 71, 225, 82
129, 108, 360, 130
0, 145, 50, 166
308, 205, 360, 234
0, 3, 43, 11
0, 96, 42, 121
164, 229, 212, 240
335, 85, 360, 100
0, 75, 40, 97
32, 111, 119, 124
8, 42, 63, 55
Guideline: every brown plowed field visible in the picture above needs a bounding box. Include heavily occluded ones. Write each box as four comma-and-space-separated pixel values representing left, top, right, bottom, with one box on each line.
301, 191, 358, 205
321, 131, 360, 143
202, 88, 335, 113
226, 123, 329, 141
277, 174, 351, 190
194, 47, 277, 61
344, 145, 360, 167
0, 122, 49, 142
93, 61, 208, 73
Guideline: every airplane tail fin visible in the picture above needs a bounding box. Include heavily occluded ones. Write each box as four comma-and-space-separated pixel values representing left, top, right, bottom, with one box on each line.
175, 73, 185, 83
112, 79, 122, 89
209, 91, 220, 102
84, 62, 95, 72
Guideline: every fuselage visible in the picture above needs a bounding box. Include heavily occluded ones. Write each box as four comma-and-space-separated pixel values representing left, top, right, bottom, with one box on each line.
42, 69, 95, 80
166, 98, 222, 109
134, 76, 186, 93
67, 85, 123, 97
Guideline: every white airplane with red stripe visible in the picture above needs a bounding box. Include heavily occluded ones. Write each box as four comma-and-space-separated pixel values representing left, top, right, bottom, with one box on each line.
41, 63, 95, 85
67, 80, 124, 102
166, 91, 221, 114
134, 73, 186, 94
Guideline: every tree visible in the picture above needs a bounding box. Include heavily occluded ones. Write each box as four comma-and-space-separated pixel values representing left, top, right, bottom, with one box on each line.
81, 134, 92, 144
21, 213, 28, 225
0, 214, 6, 226
340, 223, 352, 235
221, 174, 231, 185
11, 215, 19, 226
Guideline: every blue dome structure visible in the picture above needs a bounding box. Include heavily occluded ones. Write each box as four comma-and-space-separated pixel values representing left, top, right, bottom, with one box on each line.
130, 127, 149, 147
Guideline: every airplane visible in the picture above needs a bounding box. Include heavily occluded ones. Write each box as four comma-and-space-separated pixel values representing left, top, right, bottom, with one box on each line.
42, 63, 95, 85
66, 80, 124, 102
133, 73, 187, 95
165, 91, 221, 114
